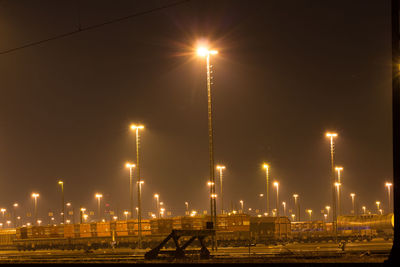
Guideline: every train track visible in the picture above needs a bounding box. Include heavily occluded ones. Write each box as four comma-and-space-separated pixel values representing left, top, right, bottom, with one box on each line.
0, 242, 392, 263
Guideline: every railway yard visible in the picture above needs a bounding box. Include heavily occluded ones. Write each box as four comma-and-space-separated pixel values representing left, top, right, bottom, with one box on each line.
0, 239, 392, 263
0, 212, 393, 263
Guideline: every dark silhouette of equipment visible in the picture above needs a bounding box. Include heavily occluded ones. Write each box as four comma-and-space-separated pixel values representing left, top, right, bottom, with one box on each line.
144, 229, 215, 260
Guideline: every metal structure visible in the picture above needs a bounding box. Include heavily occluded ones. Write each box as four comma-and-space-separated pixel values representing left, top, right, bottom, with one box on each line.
144, 229, 215, 260
327, 133, 338, 242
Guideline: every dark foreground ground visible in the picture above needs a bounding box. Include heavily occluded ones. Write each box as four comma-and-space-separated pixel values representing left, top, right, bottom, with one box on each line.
0, 239, 392, 264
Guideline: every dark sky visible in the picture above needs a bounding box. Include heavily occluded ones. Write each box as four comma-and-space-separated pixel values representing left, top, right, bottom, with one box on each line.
0, 0, 392, 221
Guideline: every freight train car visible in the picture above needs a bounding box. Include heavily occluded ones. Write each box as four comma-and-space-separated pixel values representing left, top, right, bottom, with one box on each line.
337, 213, 394, 241
0, 229, 16, 250
5, 213, 391, 251
10, 214, 291, 250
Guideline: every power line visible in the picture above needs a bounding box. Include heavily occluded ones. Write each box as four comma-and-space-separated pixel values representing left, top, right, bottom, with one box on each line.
0, 0, 190, 55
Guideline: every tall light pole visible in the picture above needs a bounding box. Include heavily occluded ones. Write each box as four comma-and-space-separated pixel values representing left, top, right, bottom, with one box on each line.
138, 181, 144, 219
130, 124, 144, 249
362, 206, 366, 214
197, 47, 218, 248
185, 202, 189, 215
0, 208, 6, 222
335, 167, 343, 216
13, 203, 18, 227
326, 132, 338, 241
263, 164, 270, 216
335, 182, 341, 216
386, 182, 392, 212
282, 202, 286, 216
376, 201, 381, 213
80, 207, 86, 224
124, 211, 129, 221
326, 206, 331, 221
293, 194, 300, 221
95, 193, 102, 221
154, 194, 160, 218
307, 209, 312, 221
31, 193, 39, 225
273, 182, 279, 217
125, 163, 136, 219
216, 165, 225, 214
350, 193, 356, 215
58, 181, 64, 224
239, 200, 244, 213
259, 194, 264, 215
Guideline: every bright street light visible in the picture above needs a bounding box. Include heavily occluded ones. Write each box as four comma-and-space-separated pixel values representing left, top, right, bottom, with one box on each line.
325, 206, 331, 221
130, 123, 144, 249
334, 182, 341, 216
293, 194, 300, 221
282, 202, 286, 216
154, 194, 160, 218
263, 164, 270, 216
95, 193, 103, 221
126, 163, 136, 219
335, 167, 343, 215
273, 182, 279, 217
326, 132, 338, 241
185, 202, 189, 215
57, 181, 65, 224
31, 193, 40, 225
216, 165, 226, 214
350, 193, 356, 215
385, 182, 392, 212
376, 201, 381, 212
307, 209, 313, 221
197, 45, 219, 250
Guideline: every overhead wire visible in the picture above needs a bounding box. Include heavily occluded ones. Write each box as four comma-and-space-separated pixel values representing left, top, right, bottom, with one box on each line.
0, 0, 190, 55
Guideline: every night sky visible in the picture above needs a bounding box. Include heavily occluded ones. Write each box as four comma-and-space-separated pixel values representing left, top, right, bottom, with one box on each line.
0, 0, 393, 222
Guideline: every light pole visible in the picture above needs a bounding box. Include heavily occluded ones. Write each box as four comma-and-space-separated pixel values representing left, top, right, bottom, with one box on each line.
126, 163, 136, 219
197, 47, 218, 248
386, 182, 392, 212
216, 165, 225, 214
293, 194, 300, 221
307, 209, 312, 221
185, 202, 189, 215
31, 193, 39, 225
362, 206, 366, 215
95, 193, 102, 221
273, 182, 279, 218
376, 201, 381, 213
335, 182, 341, 216
239, 200, 244, 213
291, 214, 295, 221
124, 211, 129, 221
350, 193, 356, 215
80, 207, 86, 224
326, 132, 338, 241
259, 194, 264, 215
282, 202, 286, 216
13, 203, 18, 227
0, 208, 6, 224
335, 167, 343, 216
130, 124, 144, 249
154, 194, 160, 218
138, 181, 144, 220
58, 181, 64, 224
263, 164, 270, 216
326, 206, 331, 221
